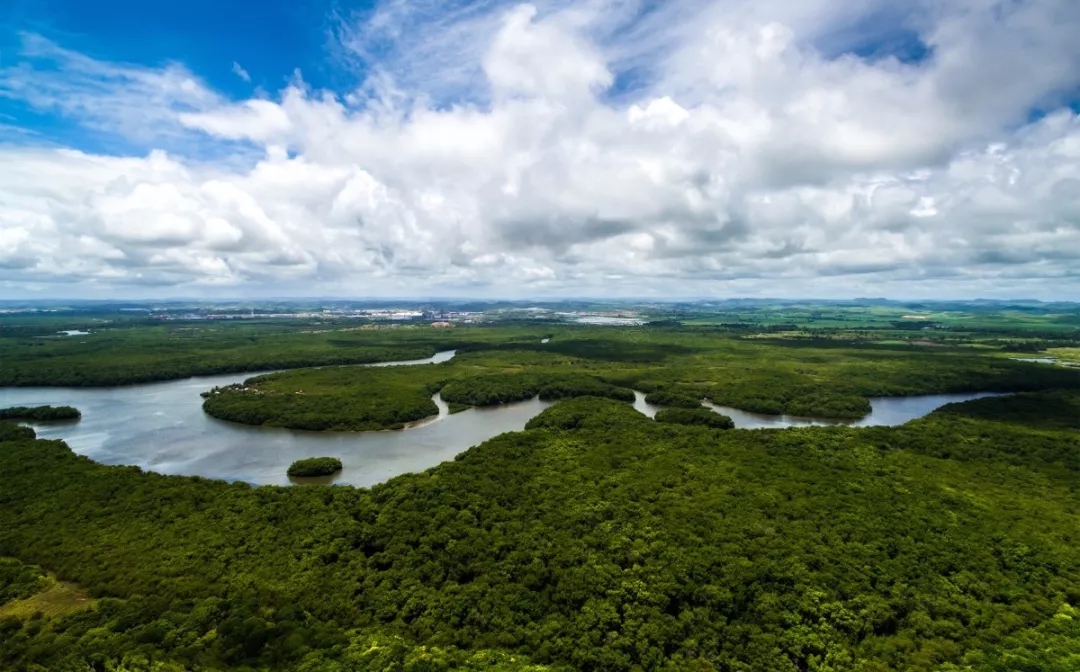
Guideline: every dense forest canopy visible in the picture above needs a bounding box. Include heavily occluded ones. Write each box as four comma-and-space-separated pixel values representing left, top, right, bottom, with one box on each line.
0, 558, 48, 607
2, 389, 1080, 671
198, 329, 1078, 431
2, 310, 1080, 670
654, 407, 735, 428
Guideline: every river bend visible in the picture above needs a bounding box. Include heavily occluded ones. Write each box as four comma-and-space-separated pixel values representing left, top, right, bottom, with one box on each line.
2, 351, 995, 487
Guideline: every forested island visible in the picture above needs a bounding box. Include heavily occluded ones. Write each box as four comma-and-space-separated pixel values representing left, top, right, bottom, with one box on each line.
287, 457, 343, 478
0, 405, 81, 421
654, 407, 735, 428
1, 303, 1080, 670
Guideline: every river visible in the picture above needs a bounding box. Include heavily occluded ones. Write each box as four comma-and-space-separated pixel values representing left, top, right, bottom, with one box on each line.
1, 351, 996, 487
633, 391, 999, 428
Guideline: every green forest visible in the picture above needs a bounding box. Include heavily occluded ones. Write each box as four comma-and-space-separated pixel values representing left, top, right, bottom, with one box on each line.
197, 329, 1079, 431
0, 405, 81, 421
287, 457, 344, 478
2, 389, 1080, 671
2, 310, 1080, 671
654, 407, 735, 428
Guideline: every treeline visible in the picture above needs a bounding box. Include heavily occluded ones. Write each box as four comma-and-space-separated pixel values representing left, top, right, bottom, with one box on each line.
0, 421, 35, 442
654, 407, 735, 428
440, 373, 635, 407
642, 390, 701, 408
0, 346, 441, 387
0, 405, 81, 421
698, 388, 872, 420
2, 393, 1080, 670
693, 355, 1078, 420
202, 364, 446, 431
784, 392, 871, 419
929, 389, 1080, 432
0, 321, 563, 388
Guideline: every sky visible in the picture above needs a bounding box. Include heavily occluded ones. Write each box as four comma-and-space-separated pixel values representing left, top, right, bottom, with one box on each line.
1, 0, 1080, 300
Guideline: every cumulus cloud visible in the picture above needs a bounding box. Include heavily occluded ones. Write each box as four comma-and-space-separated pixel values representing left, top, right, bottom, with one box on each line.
1, 0, 1080, 298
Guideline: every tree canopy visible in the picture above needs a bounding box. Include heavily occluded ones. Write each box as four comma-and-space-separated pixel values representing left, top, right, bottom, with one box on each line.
2, 391, 1079, 671
287, 457, 343, 478
0, 405, 81, 421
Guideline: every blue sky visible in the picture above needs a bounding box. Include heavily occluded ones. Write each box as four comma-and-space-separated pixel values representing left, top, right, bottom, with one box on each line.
1, 0, 1079, 300
3, 0, 343, 92
1, 0, 953, 154
1, 0, 350, 154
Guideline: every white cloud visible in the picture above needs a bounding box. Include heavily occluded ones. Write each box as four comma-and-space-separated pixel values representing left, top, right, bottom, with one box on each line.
232, 62, 251, 83
1, 0, 1080, 298
0, 34, 223, 144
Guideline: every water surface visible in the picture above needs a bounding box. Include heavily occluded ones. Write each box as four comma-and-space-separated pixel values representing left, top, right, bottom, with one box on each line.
2, 353, 998, 487
0, 351, 550, 488
634, 391, 999, 428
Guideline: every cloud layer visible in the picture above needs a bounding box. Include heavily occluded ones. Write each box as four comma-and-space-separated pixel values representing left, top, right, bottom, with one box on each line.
2, 0, 1080, 298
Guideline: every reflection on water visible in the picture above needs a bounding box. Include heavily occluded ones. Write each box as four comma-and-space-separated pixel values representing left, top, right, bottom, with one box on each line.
288, 472, 344, 486
0, 350, 999, 488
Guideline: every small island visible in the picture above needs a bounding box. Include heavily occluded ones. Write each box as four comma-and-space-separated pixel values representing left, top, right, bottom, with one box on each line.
655, 408, 735, 429
643, 390, 702, 408
0, 405, 81, 421
286, 457, 343, 478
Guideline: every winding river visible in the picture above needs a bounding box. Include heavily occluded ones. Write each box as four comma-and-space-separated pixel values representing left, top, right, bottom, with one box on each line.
1, 350, 996, 487
633, 391, 999, 428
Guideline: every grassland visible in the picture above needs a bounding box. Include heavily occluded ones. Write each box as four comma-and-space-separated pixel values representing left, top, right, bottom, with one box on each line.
0, 558, 95, 620
0, 577, 95, 621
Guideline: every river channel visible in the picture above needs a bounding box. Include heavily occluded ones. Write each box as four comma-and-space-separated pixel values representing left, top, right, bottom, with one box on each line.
1, 350, 996, 487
